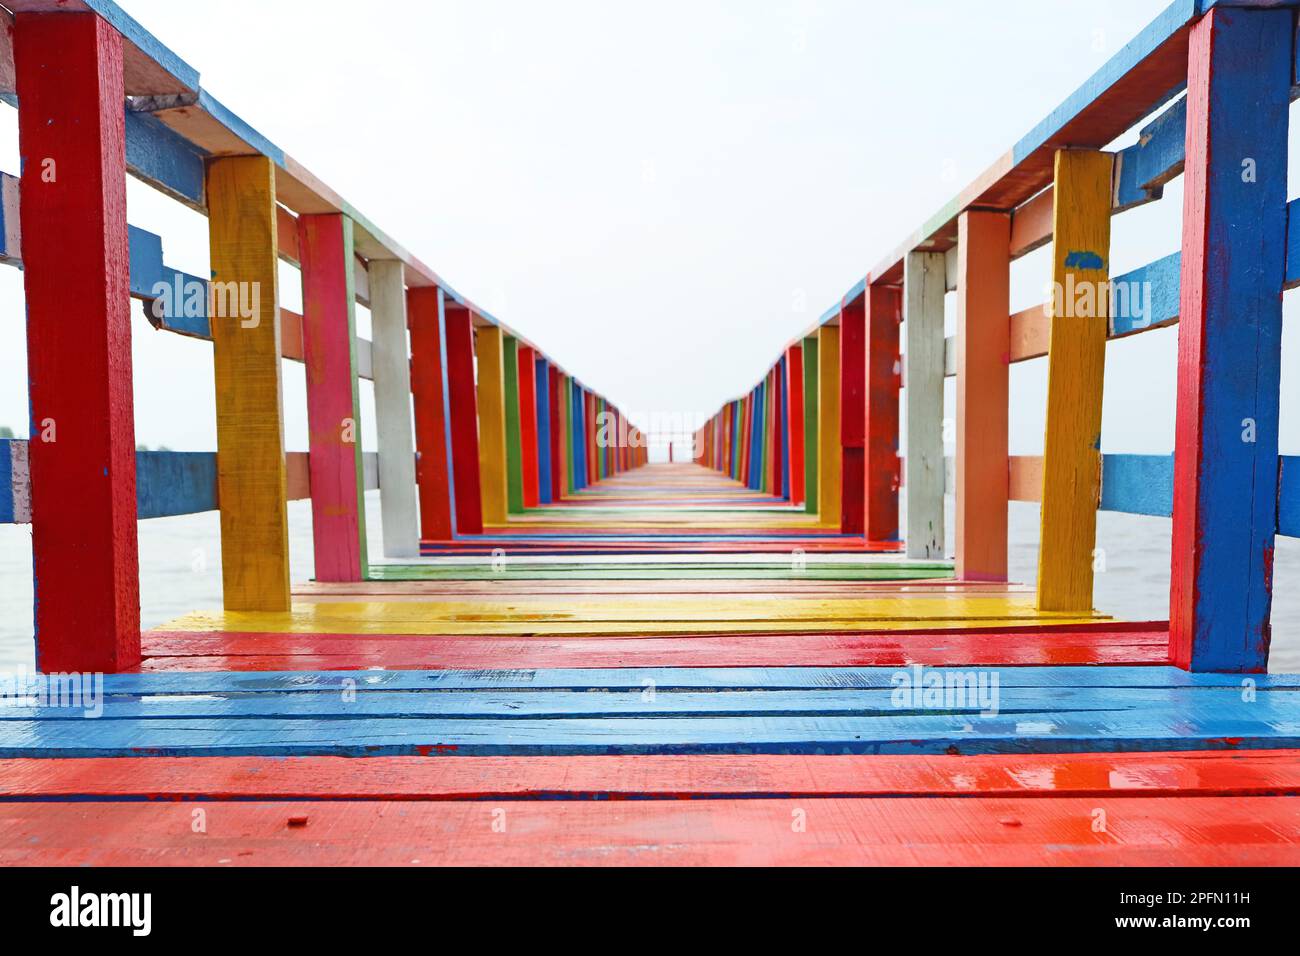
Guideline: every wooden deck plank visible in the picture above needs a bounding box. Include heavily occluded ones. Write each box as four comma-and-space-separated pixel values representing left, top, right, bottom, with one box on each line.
139, 626, 1170, 670
3, 796, 1299, 866
3, 751, 1299, 801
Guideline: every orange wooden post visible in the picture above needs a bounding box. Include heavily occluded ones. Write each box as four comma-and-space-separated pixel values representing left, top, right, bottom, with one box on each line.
955, 210, 1010, 581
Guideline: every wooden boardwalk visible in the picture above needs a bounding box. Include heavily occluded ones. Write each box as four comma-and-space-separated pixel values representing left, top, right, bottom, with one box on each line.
2, 0, 1300, 866
5, 463, 1300, 865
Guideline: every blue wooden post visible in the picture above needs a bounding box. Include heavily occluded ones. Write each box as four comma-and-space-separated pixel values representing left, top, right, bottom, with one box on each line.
536, 356, 553, 505
1170, 5, 1292, 672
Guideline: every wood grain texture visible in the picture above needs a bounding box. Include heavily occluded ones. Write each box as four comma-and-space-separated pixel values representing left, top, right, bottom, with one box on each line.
205, 156, 290, 612
369, 261, 419, 557
476, 326, 510, 525
955, 210, 1010, 582
904, 252, 946, 559
1036, 150, 1113, 612
865, 284, 902, 542
408, 287, 453, 541
443, 304, 483, 534
14, 12, 141, 671
1170, 7, 1290, 673
818, 326, 841, 527
298, 213, 367, 582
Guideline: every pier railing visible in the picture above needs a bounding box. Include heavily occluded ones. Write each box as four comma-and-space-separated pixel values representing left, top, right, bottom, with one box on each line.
695, 0, 1300, 673
0, 1, 643, 673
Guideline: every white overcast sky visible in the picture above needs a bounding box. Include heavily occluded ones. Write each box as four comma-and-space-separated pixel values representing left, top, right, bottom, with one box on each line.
0, 0, 1296, 456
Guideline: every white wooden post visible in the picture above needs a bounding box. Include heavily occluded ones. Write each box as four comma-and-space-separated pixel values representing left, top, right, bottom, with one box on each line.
369, 260, 420, 557
904, 250, 946, 559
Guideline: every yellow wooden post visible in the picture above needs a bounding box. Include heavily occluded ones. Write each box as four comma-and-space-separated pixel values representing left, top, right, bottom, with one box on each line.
1037, 149, 1113, 612
817, 325, 841, 528
205, 156, 290, 612
476, 323, 510, 525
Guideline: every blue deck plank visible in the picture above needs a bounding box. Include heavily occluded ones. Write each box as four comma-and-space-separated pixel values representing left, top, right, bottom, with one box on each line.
4, 708, 1300, 758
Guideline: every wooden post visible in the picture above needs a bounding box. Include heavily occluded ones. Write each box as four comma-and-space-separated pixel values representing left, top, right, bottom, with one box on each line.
443, 303, 483, 534
370, 261, 420, 556
865, 283, 902, 541
786, 345, 806, 506
956, 210, 1010, 582
904, 251, 946, 559
502, 336, 525, 514
803, 336, 819, 515
206, 156, 291, 611
840, 295, 866, 533
818, 325, 841, 527
518, 346, 540, 508
408, 286, 454, 540
1037, 149, 1114, 612
549, 366, 565, 501
298, 213, 367, 582
1171, 7, 1291, 673
16, 12, 141, 670
535, 356, 552, 505
476, 325, 509, 525
769, 366, 780, 496
563, 376, 576, 495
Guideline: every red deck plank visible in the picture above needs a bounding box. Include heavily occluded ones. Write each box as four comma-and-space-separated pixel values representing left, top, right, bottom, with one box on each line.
4, 752, 1299, 802
139, 625, 1169, 671
3, 796, 1298, 866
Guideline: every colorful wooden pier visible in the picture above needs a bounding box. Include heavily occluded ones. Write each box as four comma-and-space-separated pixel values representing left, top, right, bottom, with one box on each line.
3, 0, 1300, 867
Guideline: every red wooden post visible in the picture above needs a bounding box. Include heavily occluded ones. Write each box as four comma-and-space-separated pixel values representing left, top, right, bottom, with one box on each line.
839, 292, 867, 534
865, 283, 902, 541
443, 304, 484, 534
298, 213, 367, 581
518, 345, 540, 507
16, 12, 140, 673
409, 287, 454, 540
786, 345, 806, 506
